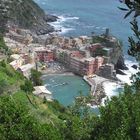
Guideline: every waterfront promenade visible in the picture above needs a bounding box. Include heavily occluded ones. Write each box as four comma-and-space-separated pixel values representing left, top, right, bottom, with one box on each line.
84, 75, 114, 105
84, 75, 107, 95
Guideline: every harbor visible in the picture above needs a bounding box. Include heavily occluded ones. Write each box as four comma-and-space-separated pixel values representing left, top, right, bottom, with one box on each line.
43, 74, 90, 106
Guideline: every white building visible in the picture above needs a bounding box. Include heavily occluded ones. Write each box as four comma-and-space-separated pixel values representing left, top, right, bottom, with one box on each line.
10, 54, 24, 70
11, 54, 21, 60
33, 86, 52, 101
18, 63, 35, 78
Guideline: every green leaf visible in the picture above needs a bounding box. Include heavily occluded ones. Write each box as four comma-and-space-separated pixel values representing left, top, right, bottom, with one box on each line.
124, 9, 135, 18
118, 7, 129, 11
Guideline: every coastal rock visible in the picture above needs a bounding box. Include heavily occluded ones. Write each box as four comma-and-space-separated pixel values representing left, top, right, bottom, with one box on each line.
116, 69, 126, 75
116, 55, 128, 70
0, 0, 57, 35
90, 84, 106, 106
44, 14, 58, 22
132, 64, 138, 70
36, 24, 55, 35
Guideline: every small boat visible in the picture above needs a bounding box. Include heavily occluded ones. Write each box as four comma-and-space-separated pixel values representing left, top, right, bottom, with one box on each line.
62, 82, 68, 86
52, 82, 68, 87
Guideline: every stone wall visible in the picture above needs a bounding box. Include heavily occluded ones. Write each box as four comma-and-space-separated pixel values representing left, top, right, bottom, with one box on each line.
97, 64, 117, 80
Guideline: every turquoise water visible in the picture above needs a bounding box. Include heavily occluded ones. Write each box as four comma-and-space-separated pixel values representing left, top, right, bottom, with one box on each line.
43, 75, 90, 106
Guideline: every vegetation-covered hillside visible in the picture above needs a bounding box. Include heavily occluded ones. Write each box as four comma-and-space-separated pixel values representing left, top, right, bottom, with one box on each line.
0, 0, 44, 27
0, 0, 56, 35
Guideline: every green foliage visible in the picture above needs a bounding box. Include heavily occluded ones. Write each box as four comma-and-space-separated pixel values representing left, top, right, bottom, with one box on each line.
90, 86, 140, 140
60, 115, 92, 140
37, 123, 63, 140
0, 60, 6, 67
31, 69, 42, 86
121, 0, 140, 91
0, 79, 9, 94
127, 19, 140, 61
48, 99, 66, 114
91, 36, 107, 44
0, 1, 140, 140
0, 95, 63, 140
120, 1, 140, 61
20, 79, 34, 93
0, 96, 38, 139
119, 0, 140, 18
0, 60, 24, 94
0, 35, 8, 53
69, 94, 91, 118
58, 94, 95, 140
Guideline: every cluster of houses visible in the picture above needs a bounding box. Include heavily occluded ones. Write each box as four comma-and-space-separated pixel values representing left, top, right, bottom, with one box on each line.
9, 52, 53, 101
9, 53, 52, 101
6, 26, 117, 77
5, 27, 118, 79
4, 27, 119, 101
4, 27, 53, 101
34, 34, 117, 78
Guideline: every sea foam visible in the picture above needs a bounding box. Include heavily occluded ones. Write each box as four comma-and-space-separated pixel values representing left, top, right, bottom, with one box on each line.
101, 59, 139, 107
49, 15, 79, 34
116, 60, 138, 85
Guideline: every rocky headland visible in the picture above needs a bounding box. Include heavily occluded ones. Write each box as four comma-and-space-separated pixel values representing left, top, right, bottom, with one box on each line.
0, 0, 57, 35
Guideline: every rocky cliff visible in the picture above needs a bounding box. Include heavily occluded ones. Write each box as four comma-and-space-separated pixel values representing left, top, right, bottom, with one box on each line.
0, 0, 57, 35
92, 34, 128, 72
108, 39, 128, 70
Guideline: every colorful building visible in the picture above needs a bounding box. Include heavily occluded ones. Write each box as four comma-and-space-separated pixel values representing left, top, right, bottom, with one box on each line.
69, 56, 104, 76
35, 47, 54, 62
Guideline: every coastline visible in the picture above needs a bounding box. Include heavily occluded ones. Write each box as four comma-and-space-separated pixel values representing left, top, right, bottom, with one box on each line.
4, 0, 139, 107
40, 62, 74, 77
41, 71, 75, 78
40, 15, 138, 106
83, 75, 122, 106
83, 75, 106, 105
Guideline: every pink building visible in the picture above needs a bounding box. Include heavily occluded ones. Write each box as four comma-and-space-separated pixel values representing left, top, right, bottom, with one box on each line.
88, 43, 103, 52
70, 56, 104, 76
35, 47, 54, 62
70, 51, 85, 58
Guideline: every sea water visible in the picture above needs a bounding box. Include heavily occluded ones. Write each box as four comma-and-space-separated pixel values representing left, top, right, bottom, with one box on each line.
43, 75, 90, 106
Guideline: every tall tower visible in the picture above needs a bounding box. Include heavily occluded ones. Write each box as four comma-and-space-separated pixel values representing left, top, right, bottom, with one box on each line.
105, 28, 110, 38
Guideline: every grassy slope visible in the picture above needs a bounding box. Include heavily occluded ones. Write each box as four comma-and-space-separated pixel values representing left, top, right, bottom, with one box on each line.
0, 61, 67, 124
0, 61, 25, 93
12, 92, 66, 124
0, 36, 66, 125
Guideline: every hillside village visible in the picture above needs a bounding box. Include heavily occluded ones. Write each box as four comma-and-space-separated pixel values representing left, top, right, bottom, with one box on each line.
1, 25, 125, 105
5, 26, 122, 79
